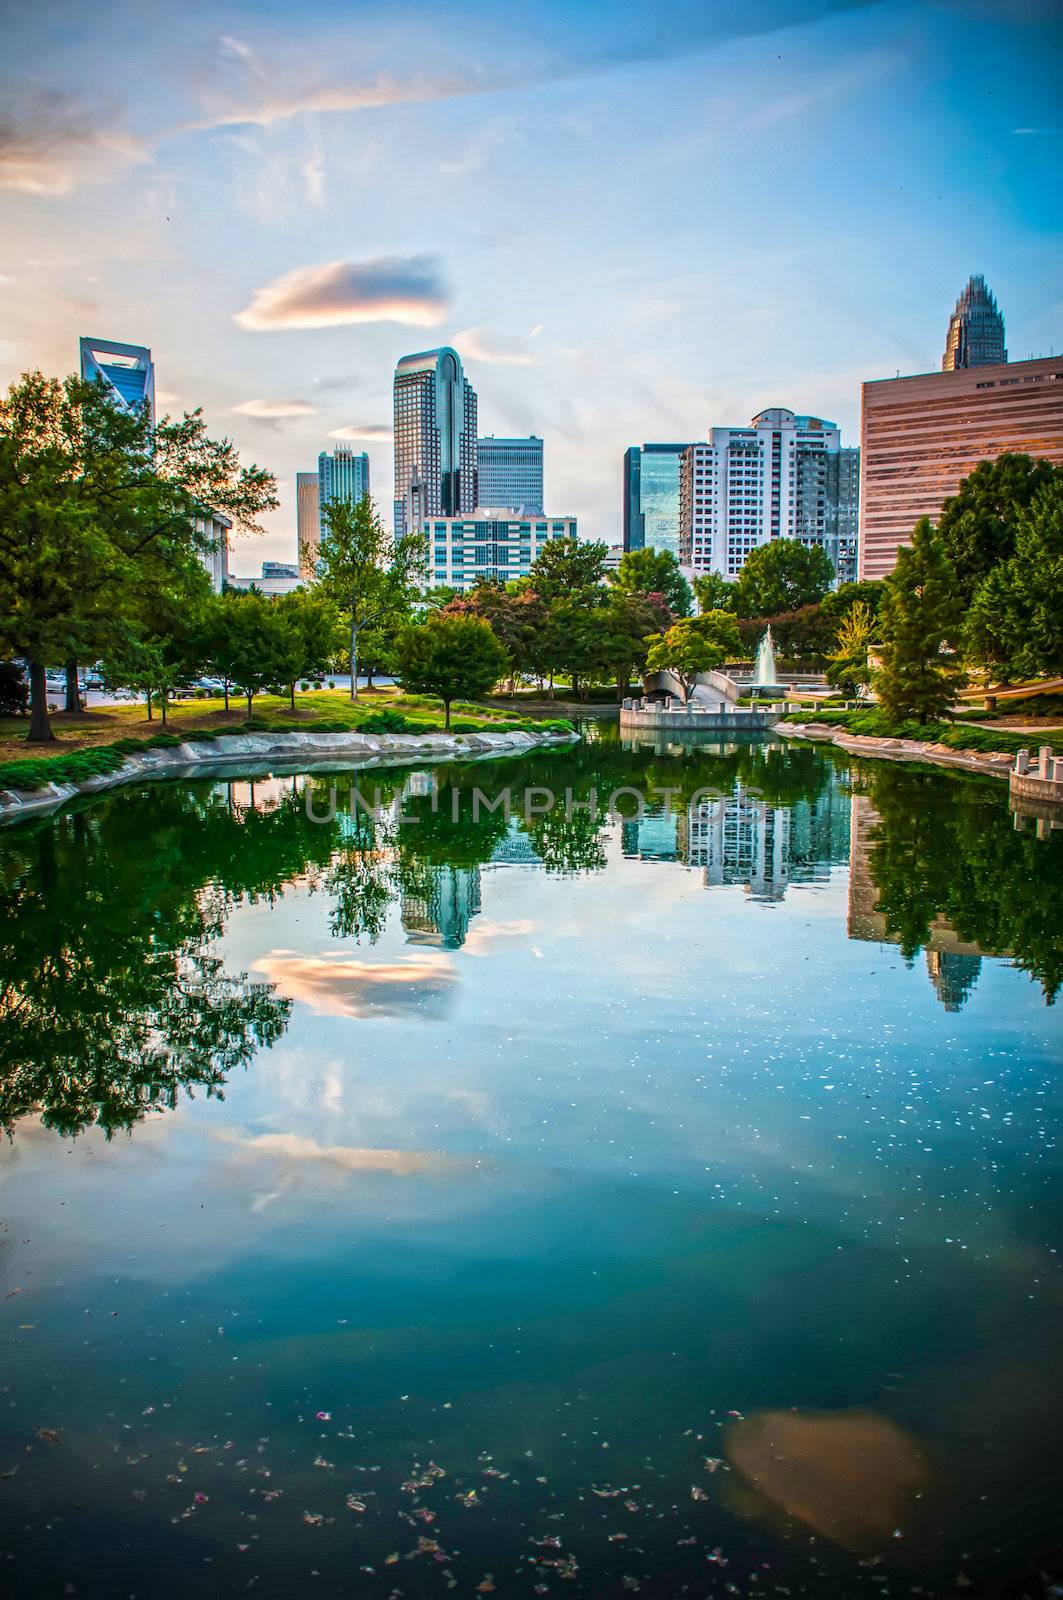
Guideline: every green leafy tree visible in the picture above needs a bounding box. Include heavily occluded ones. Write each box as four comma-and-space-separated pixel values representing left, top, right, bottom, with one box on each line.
444, 579, 550, 688
101, 566, 210, 725
316, 495, 425, 699
936, 453, 1062, 605
733, 538, 835, 618
875, 518, 965, 724
272, 588, 341, 709
965, 481, 1063, 678
693, 571, 737, 613
645, 610, 743, 701
820, 579, 886, 626
225, 589, 290, 716
0, 369, 276, 743
528, 535, 608, 603
610, 547, 692, 617
598, 591, 673, 701
396, 613, 509, 728
826, 600, 877, 697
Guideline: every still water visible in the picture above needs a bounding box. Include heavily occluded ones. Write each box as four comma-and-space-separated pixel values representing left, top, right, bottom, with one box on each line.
1, 732, 1061, 1598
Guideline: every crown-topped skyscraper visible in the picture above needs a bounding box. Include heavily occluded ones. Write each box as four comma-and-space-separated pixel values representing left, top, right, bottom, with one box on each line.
942, 275, 1007, 370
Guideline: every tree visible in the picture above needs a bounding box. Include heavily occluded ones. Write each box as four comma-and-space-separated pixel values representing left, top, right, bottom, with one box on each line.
645, 611, 743, 702
315, 495, 424, 700
875, 518, 964, 724
101, 569, 210, 726
273, 589, 341, 710
527, 535, 608, 603
0, 660, 27, 716
693, 571, 737, 614
226, 589, 289, 717
826, 600, 877, 697
0, 369, 276, 743
597, 591, 673, 701
965, 481, 1063, 679
820, 580, 886, 627
396, 613, 509, 728
936, 453, 1062, 606
733, 538, 834, 618
443, 580, 549, 688
610, 547, 692, 617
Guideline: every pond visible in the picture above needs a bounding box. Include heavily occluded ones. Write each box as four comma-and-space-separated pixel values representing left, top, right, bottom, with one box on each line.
1, 731, 1061, 1598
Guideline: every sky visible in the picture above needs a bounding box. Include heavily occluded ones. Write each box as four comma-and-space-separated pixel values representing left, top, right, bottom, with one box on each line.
0, 0, 1060, 569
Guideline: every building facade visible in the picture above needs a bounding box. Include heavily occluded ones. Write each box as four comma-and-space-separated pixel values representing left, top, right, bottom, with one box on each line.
476, 435, 544, 514
296, 471, 321, 580
623, 443, 687, 555
394, 347, 478, 535
427, 514, 576, 592
197, 511, 231, 593
678, 409, 858, 581
858, 356, 1063, 580
318, 446, 369, 520
943, 275, 1007, 371
79, 337, 156, 421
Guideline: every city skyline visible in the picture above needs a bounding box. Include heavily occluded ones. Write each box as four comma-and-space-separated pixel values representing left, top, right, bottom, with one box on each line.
1, 0, 1059, 570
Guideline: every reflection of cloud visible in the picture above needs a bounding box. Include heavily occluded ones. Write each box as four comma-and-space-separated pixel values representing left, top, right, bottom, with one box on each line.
725, 1408, 928, 1553
234, 256, 450, 331
329, 422, 393, 441
463, 919, 535, 956
220, 1130, 450, 1177
453, 325, 539, 366
0, 85, 150, 195
232, 397, 317, 417
253, 951, 456, 1019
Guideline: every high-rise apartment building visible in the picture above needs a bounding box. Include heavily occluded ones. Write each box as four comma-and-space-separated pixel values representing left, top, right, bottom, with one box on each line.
858, 357, 1063, 580
476, 436, 544, 514
623, 444, 687, 556
393, 347, 478, 535
943, 275, 1007, 371
79, 337, 156, 421
296, 471, 321, 580
678, 409, 858, 581
427, 514, 576, 592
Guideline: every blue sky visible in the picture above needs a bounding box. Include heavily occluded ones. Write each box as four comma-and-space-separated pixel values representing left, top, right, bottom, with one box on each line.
0, 0, 1059, 566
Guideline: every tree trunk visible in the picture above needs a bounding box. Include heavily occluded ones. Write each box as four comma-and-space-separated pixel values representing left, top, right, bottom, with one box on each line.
350, 615, 359, 701
160, 690, 168, 727
571, 672, 580, 700
365, 663, 375, 689
26, 660, 55, 743
145, 688, 154, 721
444, 698, 452, 731
289, 681, 296, 712
64, 660, 80, 714
223, 679, 230, 713
246, 692, 254, 718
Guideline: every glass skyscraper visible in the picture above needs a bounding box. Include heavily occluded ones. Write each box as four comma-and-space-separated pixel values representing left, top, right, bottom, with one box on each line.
622, 443, 687, 556
393, 347, 478, 535
942, 275, 1007, 370
79, 337, 155, 421
318, 445, 369, 516
476, 435, 544, 513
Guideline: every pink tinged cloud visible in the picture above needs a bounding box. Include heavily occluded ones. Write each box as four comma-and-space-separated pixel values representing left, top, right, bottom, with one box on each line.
234, 255, 450, 332
232, 398, 317, 417
329, 423, 393, 440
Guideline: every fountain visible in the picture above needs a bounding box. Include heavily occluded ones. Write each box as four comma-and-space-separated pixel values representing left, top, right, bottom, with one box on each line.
748, 625, 787, 699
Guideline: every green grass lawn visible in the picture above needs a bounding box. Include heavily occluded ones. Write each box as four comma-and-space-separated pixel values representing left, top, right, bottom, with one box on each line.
0, 688, 573, 793
779, 706, 1061, 758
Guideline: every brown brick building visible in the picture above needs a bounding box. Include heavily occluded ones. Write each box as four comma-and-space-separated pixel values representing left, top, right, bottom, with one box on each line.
858, 355, 1063, 580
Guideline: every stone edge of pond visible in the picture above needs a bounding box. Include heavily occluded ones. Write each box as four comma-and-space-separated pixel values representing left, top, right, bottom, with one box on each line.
0, 727, 581, 826
779, 720, 1013, 779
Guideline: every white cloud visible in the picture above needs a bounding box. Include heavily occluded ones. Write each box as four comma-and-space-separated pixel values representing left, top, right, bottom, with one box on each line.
452, 325, 539, 366
232, 397, 317, 417
234, 255, 450, 331
0, 85, 150, 196
329, 423, 393, 440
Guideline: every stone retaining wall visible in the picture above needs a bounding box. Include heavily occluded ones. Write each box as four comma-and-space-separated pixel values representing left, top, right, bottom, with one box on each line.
780, 721, 1013, 779
0, 727, 579, 827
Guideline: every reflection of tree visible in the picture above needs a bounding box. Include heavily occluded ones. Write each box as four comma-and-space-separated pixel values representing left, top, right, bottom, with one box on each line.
0, 791, 294, 1137
863, 765, 1063, 1002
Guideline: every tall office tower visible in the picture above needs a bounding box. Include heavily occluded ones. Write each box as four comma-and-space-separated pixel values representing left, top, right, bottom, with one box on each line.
476, 435, 544, 514
623, 443, 687, 555
678, 410, 854, 581
393, 347, 478, 535
942, 275, 1007, 371
318, 445, 369, 517
297, 472, 321, 580
79, 337, 156, 421
834, 446, 861, 585
858, 357, 1063, 579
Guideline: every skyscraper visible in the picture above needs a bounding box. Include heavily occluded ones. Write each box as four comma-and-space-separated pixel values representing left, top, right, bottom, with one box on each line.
79, 337, 155, 421
678, 410, 857, 581
942, 275, 1007, 370
476, 436, 544, 513
393, 347, 478, 535
858, 356, 1063, 579
623, 443, 687, 555
318, 445, 369, 514
297, 472, 321, 581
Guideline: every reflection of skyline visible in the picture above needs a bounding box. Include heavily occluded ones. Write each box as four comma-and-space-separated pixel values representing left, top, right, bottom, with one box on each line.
847, 795, 1006, 1011
622, 766, 850, 904
401, 865, 482, 950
